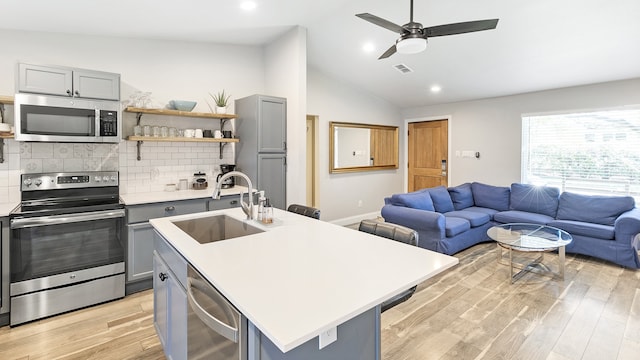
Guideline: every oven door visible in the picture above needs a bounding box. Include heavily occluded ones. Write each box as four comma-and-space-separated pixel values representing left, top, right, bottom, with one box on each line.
10, 209, 125, 287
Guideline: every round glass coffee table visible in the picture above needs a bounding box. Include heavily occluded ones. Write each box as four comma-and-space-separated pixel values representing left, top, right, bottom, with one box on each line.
487, 223, 573, 283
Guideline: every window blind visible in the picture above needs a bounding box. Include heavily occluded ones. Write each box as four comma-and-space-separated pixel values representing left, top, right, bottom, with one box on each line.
522, 107, 640, 199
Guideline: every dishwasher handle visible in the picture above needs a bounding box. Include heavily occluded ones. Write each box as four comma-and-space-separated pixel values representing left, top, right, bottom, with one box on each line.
187, 277, 239, 343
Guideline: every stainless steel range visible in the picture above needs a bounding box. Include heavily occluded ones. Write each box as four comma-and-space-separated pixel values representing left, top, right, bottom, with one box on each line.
9, 171, 125, 326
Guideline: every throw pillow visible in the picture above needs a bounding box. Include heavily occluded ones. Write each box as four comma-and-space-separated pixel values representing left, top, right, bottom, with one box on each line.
390, 190, 435, 211
471, 182, 510, 211
510, 183, 560, 218
556, 192, 635, 226
428, 186, 455, 213
448, 183, 474, 210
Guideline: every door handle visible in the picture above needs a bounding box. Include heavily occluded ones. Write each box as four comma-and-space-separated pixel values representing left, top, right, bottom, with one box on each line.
187, 277, 239, 343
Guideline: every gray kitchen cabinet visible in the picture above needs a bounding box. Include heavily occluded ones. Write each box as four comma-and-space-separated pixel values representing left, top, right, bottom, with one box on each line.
126, 196, 240, 292
207, 196, 240, 211
153, 234, 187, 360
126, 198, 206, 286
153, 252, 169, 350
257, 154, 287, 210
235, 95, 287, 209
18, 63, 120, 100
127, 222, 156, 283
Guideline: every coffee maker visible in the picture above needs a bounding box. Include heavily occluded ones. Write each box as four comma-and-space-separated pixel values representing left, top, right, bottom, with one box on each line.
217, 164, 236, 188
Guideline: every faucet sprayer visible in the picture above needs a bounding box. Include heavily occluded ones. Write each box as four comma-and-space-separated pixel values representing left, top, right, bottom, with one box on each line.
213, 171, 254, 220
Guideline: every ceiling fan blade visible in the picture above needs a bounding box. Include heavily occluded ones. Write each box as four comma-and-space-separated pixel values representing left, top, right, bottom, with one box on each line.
378, 44, 397, 59
424, 19, 499, 37
356, 13, 406, 34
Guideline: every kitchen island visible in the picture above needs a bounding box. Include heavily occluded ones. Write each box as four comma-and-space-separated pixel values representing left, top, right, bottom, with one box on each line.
150, 207, 458, 359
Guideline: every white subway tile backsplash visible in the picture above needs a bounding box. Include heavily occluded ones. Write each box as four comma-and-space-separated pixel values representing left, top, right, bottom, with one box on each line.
53, 143, 74, 158
42, 159, 64, 172
32, 143, 54, 159
0, 139, 234, 198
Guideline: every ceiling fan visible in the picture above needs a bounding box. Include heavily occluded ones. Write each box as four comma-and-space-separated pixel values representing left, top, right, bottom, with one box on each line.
356, 0, 499, 59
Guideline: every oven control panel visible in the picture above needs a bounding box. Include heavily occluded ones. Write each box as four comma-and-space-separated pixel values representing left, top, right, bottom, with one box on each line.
21, 171, 119, 190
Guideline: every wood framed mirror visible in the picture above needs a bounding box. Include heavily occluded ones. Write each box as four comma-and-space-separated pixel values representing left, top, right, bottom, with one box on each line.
329, 121, 399, 173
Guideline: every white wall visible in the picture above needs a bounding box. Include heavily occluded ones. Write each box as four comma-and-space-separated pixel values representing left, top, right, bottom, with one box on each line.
0, 29, 264, 110
264, 26, 308, 207
402, 78, 640, 187
307, 67, 403, 222
0, 29, 267, 200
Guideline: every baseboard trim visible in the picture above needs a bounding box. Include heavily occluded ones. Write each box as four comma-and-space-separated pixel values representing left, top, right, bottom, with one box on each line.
329, 211, 382, 226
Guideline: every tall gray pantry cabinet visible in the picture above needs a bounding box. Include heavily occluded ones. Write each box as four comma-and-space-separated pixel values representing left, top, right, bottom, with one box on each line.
235, 95, 287, 209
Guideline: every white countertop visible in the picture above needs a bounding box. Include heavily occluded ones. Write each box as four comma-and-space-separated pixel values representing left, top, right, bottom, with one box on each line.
150, 207, 458, 353
120, 186, 252, 205
0, 202, 18, 217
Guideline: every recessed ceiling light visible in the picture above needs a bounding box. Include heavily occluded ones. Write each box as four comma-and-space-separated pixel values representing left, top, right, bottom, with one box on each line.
430, 85, 442, 93
362, 42, 375, 53
240, 1, 257, 11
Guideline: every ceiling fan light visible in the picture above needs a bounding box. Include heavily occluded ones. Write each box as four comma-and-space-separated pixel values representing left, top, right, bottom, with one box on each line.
396, 38, 426, 54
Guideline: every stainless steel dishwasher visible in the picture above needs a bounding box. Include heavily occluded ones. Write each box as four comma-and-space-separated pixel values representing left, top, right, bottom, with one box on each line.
187, 265, 247, 360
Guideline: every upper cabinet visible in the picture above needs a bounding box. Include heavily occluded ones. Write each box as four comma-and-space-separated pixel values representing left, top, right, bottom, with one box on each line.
236, 95, 287, 153
17, 63, 120, 100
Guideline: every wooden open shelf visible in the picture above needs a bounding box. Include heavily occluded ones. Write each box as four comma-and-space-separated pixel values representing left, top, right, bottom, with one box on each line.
124, 107, 236, 119
126, 136, 238, 143
0, 95, 14, 105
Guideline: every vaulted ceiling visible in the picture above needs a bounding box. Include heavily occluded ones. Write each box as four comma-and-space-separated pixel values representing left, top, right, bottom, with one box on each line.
3, 0, 639, 108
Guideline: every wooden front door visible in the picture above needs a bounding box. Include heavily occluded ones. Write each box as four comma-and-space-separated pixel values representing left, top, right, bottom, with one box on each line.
408, 120, 448, 192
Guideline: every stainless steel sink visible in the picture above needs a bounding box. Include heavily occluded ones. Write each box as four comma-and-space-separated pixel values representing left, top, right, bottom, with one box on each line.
172, 215, 264, 244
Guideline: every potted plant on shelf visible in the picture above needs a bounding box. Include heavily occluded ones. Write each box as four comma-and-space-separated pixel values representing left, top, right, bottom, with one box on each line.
209, 90, 231, 114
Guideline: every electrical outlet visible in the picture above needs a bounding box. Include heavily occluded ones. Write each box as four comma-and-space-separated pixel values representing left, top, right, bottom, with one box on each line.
358, 200, 363, 207
319, 327, 337, 349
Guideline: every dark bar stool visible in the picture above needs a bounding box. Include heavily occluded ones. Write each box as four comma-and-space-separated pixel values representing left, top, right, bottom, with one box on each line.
358, 219, 419, 312
287, 204, 321, 220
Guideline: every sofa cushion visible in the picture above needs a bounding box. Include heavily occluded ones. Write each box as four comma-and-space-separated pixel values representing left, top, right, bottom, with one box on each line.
428, 186, 455, 213
448, 183, 474, 210
510, 183, 560, 218
390, 190, 434, 211
444, 210, 491, 227
471, 182, 510, 211
464, 206, 500, 220
556, 192, 635, 226
494, 210, 554, 225
548, 220, 615, 240
445, 217, 471, 237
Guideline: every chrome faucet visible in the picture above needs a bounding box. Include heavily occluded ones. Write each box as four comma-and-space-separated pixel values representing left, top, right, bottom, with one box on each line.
213, 171, 254, 220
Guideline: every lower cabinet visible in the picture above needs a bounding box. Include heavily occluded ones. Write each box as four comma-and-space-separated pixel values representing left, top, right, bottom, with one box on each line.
153, 235, 187, 360
128, 222, 155, 282
153, 229, 380, 360
127, 196, 239, 290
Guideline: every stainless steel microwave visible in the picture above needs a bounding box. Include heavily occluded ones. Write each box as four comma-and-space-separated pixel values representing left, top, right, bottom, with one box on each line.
14, 93, 121, 143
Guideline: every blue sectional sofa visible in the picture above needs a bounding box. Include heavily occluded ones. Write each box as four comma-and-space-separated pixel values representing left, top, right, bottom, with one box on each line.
381, 182, 640, 269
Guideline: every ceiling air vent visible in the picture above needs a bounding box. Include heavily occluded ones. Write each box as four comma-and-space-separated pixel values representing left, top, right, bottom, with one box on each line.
393, 63, 413, 74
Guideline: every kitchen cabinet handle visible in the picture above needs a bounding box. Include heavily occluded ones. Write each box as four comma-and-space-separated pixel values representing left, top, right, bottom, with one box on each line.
187, 277, 239, 343
229, 200, 238, 205
158, 273, 168, 281
165, 206, 175, 212
74, 90, 80, 96
66, 89, 72, 96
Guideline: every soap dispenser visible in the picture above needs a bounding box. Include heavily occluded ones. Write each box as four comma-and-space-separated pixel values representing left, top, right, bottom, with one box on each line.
257, 191, 266, 221
261, 198, 273, 224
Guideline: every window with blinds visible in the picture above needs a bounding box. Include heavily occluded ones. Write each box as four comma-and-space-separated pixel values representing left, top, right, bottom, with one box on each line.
521, 107, 640, 199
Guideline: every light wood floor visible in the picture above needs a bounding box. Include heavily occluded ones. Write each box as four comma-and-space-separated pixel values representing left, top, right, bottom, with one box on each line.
0, 242, 638, 360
